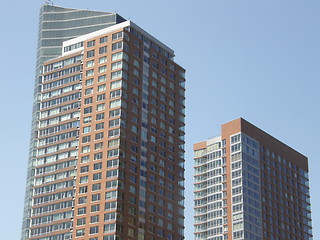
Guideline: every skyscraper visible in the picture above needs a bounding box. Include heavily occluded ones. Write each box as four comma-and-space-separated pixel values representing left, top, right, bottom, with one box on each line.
22, 5, 185, 240
193, 118, 312, 240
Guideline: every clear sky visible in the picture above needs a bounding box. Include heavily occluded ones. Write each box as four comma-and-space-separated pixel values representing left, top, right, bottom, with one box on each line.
0, 0, 319, 239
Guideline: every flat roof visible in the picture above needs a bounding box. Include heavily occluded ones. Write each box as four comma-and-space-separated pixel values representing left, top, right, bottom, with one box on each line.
62, 20, 174, 56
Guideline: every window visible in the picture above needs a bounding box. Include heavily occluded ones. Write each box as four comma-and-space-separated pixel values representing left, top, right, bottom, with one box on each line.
80, 176, 88, 184
92, 183, 101, 191
77, 218, 86, 226
99, 46, 107, 54
92, 172, 101, 182
106, 180, 118, 189
108, 129, 120, 138
158, 218, 164, 227
81, 155, 89, 163
87, 50, 94, 58
112, 51, 128, 61
130, 175, 136, 183
112, 41, 123, 51
82, 135, 91, 143
94, 152, 103, 160
128, 206, 136, 215
133, 68, 140, 76
98, 65, 107, 73
85, 88, 93, 95
91, 215, 99, 223
131, 125, 138, 133
105, 190, 117, 200
105, 201, 117, 210
110, 80, 127, 89
94, 162, 102, 170
150, 135, 156, 143
90, 226, 99, 234
97, 93, 105, 102
110, 99, 121, 109
96, 103, 105, 111
91, 204, 100, 212
111, 61, 127, 70
107, 159, 119, 168
86, 60, 94, 67
104, 211, 116, 221
133, 59, 140, 67
84, 107, 92, 114
85, 78, 94, 86
63, 42, 83, 53
100, 36, 108, 44
92, 194, 100, 202
130, 155, 137, 163
98, 84, 106, 92
106, 169, 118, 178
96, 122, 104, 130
99, 56, 107, 64
111, 70, 123, 80
128, 228, 135, 237
76, 229, 85, 237
109, 109, 122, 118
95, 132, 104, 140
87, 40, 95, 47
129, 185, 136, 194
98, 75, 106, 83
78, 196, 87, 204
109, 119, 121, 128
83, 116, 92, 124
78, 207, 86, 215
94, 142, 103, 150
96, 113, 105, 120
103, 236, 117, 240
152, 80, 157, 88
107, 149, 119, 158
83, 126, 91, 133
108, 139, 120, 148
112, 32, 123, 41
104, 223, 116, 233
80, 165, 89, 173
84, 97, 93, 105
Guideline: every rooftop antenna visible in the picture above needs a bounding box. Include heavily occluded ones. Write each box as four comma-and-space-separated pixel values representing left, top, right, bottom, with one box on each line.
45, 0, 54, 5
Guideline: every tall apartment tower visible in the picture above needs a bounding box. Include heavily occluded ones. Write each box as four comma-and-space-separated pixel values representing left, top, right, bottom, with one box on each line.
22, 5, 185, 240
193, 118, 312, 240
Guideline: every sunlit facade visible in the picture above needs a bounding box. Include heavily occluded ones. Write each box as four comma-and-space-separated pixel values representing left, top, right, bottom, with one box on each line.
22, 5, 185, 240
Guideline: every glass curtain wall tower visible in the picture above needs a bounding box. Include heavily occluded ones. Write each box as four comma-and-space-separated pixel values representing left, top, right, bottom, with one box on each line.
22, 4, 186, 240
193, 118, 312, 240
23, 5, 125, 240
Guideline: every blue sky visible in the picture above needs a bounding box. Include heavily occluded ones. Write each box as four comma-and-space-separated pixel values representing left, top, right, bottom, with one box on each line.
0, 0, 319, 239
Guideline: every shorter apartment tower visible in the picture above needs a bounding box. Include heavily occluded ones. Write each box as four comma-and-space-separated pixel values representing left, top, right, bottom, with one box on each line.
193, 118, 312, 240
